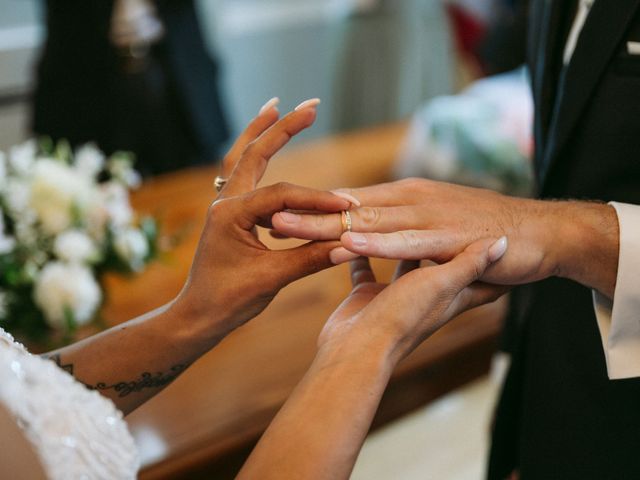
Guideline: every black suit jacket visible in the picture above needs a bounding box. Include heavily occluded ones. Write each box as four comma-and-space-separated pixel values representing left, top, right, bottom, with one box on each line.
489, 1, 640, 479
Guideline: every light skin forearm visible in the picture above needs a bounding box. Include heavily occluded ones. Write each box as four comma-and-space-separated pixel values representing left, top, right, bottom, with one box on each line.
42, 300, 222, 415
237, 335, 395, 480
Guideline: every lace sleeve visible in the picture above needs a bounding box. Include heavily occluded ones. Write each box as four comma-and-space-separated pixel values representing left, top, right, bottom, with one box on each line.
0, 328, 139, 479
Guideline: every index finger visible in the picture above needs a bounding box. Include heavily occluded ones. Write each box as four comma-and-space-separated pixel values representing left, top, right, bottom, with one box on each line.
222, 100, 321, 197
220, 98, 281, 178
234, 183, 351, 231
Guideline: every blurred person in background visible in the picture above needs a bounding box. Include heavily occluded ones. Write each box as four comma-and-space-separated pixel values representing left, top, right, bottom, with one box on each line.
32, 0, 228, 176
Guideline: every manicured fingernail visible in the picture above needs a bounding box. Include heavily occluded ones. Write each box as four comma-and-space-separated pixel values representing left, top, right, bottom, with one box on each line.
278, 211, 301, 224
259, 97, 280, 115
294, 98, 321, 111
330, 247, 359, 265
346, 232, 367, 247
488, 236, 508, 262
331, 190, 361, 207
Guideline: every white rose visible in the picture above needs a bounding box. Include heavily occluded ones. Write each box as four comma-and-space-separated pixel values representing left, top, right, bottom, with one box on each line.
8, 140, 37, 176
54, 230, 98, 263
74, 143, 105, 178
108, 156, 141, 188
5, 178, 32, 216
29, 159, 95, 235
113, 227, 149, 271
101, 182, 133, 228
33, 261, 102, 329
13, 217, 38, 247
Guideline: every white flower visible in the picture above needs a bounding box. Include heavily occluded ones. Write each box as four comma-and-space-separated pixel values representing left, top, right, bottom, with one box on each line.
74, 143, 105, 179
8, 140, 37, 176
29, 159, 95, 235
13, 217, 38, 247
54, 230, 98, 263
101, 182, 133, 228
5, 178, 32, 216
33, 261, 102, 329
108, 155, 141, 188
113, 227, 148, 271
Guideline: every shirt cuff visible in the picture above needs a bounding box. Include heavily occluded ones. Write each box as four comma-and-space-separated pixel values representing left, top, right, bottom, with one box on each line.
593, 202, 640, 379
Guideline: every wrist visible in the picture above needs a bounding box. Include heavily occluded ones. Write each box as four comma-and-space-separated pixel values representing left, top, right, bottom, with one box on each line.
316, 328, 398, 381
165, 291, 230, 353
549, 201, 619, 296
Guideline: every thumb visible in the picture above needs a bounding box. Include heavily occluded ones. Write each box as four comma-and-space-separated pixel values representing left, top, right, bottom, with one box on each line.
431, 237, 508, 320
433, 236, 508, 292
272, 240, 341, 288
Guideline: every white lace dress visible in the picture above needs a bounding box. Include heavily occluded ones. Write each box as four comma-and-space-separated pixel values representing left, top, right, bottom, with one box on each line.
0, 328, 139, 479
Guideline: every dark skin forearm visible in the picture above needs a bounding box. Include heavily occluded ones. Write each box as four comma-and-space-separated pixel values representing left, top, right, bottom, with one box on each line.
42, 301, 220, 415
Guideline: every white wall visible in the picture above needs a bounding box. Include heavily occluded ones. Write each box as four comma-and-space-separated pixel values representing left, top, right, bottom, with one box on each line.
0, 0, 42, 151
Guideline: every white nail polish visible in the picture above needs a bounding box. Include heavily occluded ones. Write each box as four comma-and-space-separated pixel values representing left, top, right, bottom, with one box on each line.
488, 236, 508, 262
259, 97, 280, 115
330, 190, 361, 207
294, 98, 321, 111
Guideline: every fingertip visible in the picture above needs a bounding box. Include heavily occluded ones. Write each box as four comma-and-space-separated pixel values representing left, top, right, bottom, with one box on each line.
294, 98, 321, 111
259, 97, 280, 115
330, 190, 361, 207
330, 246, 360, 265
341, 231, 368, 248
269, 228, 289, 239
488, 236, 508, 262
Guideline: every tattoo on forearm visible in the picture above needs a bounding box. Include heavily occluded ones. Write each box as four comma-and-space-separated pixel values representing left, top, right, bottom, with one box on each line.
42, 354, 189, 397
42, 353, 75, 375
90, 363, 190, 397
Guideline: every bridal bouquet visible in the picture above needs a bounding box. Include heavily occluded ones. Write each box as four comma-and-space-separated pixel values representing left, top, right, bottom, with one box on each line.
0, 139, 158, 343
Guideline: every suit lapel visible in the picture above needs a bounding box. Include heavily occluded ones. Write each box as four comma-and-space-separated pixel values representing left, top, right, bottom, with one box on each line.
531, 0, 564, 165
540, 0, 640, 185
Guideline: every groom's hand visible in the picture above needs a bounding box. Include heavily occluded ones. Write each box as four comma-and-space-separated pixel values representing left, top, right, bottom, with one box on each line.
272, 178, 619, 297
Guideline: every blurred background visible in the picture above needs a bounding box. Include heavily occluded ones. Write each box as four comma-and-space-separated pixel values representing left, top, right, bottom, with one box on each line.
0, 0, 532, 478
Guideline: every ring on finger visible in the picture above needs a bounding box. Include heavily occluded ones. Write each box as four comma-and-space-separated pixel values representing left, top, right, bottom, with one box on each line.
214, 176, 228, 192
341, 210, 352, 233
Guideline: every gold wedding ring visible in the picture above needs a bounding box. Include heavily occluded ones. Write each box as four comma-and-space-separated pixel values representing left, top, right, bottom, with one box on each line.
341, 210, 352, 233
214, 176, 228, 192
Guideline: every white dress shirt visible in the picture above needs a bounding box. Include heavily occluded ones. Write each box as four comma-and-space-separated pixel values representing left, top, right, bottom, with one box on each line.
593, 204, 640, 379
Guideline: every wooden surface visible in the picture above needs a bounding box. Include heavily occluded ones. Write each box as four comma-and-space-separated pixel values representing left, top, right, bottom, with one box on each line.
101, 123, 505, 479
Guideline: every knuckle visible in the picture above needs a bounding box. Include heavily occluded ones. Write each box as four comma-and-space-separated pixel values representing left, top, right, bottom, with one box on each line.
208, 198, 229, 218
358, 206, 382, 228
273, 181, 293, 195
221, 153, 235, 171
399, 177, 428, 192
244, 141, 268, 163
398, 230, 423, 252
313, 214, 326, 228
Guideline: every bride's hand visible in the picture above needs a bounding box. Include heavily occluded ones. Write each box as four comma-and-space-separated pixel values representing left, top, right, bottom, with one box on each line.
319, 238, 509, 365
172, 100, 355, 340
